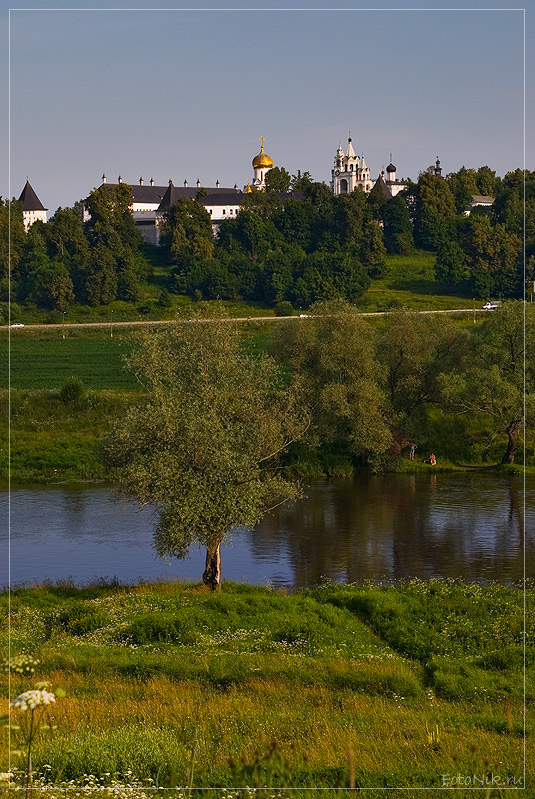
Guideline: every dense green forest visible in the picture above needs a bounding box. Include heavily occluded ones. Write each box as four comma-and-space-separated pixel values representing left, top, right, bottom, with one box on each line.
1, 165, 532, 319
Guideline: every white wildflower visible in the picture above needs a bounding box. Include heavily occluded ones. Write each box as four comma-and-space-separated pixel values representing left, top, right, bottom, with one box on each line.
2, 654, 39, 675
10, 689, 56, 711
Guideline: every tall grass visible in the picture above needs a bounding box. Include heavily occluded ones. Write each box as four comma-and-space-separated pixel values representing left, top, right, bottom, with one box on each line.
3, 389, 138, 482
2, 581, 529, 790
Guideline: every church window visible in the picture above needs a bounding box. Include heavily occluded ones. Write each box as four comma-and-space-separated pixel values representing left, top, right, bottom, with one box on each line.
222, 209, 226, 214
230, 209, 233, 214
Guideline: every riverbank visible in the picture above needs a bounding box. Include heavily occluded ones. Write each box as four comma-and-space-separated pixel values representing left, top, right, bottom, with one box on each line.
2, 579, 530, 793
3, 388, 530, 486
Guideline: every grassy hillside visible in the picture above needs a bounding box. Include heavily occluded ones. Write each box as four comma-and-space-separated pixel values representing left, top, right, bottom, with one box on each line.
2, 580, 530, 794
358, 252, 477, 313
3, 249, 478, 330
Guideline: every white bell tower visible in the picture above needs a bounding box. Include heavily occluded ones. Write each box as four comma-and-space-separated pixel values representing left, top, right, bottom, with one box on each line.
331, 135, 372, 195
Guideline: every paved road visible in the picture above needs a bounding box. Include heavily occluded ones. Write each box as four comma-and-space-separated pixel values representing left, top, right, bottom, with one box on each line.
6, 307, 487, 330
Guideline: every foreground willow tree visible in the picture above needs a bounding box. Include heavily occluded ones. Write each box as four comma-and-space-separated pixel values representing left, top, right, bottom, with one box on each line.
101, 319, 309, 589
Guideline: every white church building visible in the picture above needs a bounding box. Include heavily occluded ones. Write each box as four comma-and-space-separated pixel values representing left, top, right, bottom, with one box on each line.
331, 136, 407, 198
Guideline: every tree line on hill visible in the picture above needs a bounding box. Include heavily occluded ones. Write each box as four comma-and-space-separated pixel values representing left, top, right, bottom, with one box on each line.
1, 184, 150, 313
1, 165, 532, 314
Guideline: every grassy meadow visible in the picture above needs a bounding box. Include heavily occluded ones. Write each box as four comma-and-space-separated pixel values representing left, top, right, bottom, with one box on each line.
2, 579, 531, 795
357, 251, 478, 313
2, 390, 136, 482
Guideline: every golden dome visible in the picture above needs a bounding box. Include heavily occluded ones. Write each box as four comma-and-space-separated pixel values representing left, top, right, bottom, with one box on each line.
252, 141, 273, 169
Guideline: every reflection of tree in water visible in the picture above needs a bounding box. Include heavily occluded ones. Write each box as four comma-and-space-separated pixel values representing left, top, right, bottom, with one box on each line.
253, 475, 531, 588
255, 477, 406, 587
60, 488, 92, 537
389, 474, 530, 584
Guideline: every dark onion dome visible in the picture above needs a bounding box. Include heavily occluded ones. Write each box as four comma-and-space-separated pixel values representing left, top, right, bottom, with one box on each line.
386, 162, 396, 173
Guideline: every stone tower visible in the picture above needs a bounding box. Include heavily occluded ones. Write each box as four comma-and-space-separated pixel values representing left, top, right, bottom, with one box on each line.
18, 180, 47, 231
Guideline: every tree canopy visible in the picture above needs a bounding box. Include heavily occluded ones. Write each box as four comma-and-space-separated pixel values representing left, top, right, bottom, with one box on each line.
439, 301, 534, 463
270, 301, 392, 463
5, 162, 530, 316
101, 318, 309, 589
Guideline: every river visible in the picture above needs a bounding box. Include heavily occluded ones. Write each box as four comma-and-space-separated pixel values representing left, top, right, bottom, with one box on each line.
3, 472, 531, 589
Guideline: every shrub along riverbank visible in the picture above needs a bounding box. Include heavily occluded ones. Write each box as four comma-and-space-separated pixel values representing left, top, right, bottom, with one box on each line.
2, 579, 531, 793
3, 386, 531, 486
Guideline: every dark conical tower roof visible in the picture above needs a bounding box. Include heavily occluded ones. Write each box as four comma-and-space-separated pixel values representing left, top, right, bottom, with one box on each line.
374, 172, 393, 200
18, 180, 47, 211
157, 179, 181, 211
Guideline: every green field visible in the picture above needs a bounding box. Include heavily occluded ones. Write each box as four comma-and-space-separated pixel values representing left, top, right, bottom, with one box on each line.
2, 580, 531, 794
2, 389, 137, 482
358, 251, 477, 313
2, 336, 139, 391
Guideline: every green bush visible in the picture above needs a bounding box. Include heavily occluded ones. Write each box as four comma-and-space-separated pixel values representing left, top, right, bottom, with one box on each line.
55, 602, 110, 636
274, 301, 294, 317
156, 288, 172, 308
59, 376, 86, 403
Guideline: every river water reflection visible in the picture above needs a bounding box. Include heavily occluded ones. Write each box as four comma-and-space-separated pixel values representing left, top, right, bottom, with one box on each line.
3, 472, 532, 589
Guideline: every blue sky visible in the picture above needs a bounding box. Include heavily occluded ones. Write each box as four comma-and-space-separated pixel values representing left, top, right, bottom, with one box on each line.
3, 2, 530, 215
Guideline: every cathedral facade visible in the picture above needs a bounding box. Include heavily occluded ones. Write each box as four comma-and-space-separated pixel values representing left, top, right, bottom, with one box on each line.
331, 136, 373, 194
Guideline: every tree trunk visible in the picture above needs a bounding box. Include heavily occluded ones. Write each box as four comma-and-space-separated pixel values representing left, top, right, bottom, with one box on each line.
501, 419, 522, 464
203, 543, 221, 591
